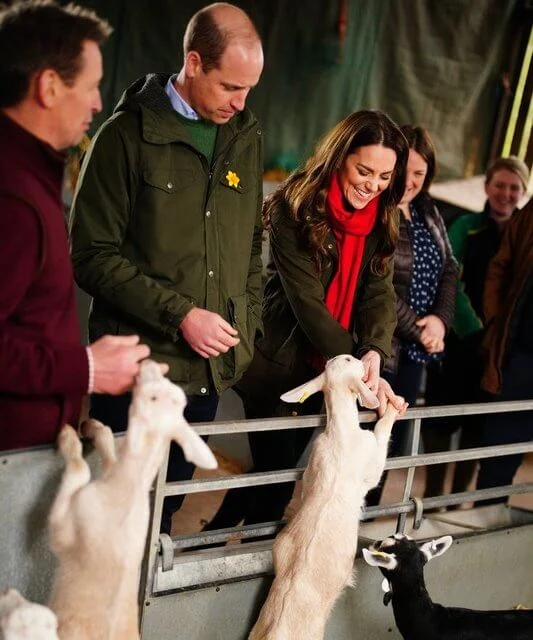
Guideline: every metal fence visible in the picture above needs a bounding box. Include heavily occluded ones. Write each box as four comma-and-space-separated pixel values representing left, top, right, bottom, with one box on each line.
139, 399, 533, 606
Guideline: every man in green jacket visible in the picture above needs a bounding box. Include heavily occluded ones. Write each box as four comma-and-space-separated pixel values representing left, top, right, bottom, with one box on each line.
70, 3, 264, 534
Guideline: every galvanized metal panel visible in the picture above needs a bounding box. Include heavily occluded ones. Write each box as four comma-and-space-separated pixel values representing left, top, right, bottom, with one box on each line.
154, 543, 273, 594
0, 438, 121, 604
140, 524, 533, 639
150, 515, 479, 593
0, 446, 60, 604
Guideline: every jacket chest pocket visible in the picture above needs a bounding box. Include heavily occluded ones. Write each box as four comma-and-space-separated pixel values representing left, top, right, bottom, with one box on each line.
136, 169, 202, 250
218, 167, 250, 195
213, 167, 257, 238
142, 168, 197, 194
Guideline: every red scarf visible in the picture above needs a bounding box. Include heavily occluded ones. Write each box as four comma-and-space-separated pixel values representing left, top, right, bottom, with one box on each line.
324, 172, 379, 329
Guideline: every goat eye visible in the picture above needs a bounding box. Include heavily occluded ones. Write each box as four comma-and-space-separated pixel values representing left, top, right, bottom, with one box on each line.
151, 395, 157, 401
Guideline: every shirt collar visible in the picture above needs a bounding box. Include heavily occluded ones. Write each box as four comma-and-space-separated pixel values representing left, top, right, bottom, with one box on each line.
165, 75, 199, 120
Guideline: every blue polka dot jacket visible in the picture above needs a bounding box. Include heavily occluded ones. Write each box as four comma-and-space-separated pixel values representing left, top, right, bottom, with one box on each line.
384, 191, 458, 374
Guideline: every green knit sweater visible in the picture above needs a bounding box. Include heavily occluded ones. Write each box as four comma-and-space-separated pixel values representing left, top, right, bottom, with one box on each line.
176, 112, 218, 166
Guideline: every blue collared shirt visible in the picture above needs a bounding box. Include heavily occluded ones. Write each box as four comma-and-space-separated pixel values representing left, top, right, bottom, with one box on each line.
165, 75, 199, 120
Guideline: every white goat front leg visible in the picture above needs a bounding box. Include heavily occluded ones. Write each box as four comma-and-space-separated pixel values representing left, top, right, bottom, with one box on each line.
283, 484, 303, 522
364, 404, 399, 490
48, 425, 91, 551
79, 419, 117, 472
169, 421, 217, 471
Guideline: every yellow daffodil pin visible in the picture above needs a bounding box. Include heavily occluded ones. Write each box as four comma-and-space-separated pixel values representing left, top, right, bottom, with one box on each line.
226, 170, 240, 189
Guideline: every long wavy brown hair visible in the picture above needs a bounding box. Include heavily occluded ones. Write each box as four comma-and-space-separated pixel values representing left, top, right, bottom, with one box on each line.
263, 110, 408, 274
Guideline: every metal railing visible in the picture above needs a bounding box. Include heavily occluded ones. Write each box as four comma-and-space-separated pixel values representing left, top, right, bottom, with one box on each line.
140, 400, 533, 601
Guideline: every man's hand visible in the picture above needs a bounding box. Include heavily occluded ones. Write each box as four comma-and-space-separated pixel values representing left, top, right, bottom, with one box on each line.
360, 350, 381, 394
90, 335, 163, 395
180, 307, 239, 358
376, 377, 408, 418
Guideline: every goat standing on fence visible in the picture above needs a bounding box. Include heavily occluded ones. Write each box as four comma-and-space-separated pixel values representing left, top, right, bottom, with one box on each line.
363, 533, 533, 640
47, 359, 217, 640
249, 354, 405, 640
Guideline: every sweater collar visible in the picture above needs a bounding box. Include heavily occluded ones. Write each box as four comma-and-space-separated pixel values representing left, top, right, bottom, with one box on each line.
0, 111, 66, 187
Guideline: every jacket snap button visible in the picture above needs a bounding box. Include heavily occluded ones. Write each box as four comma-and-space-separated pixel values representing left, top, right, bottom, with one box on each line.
208, 270, 214, 277
167, 182, 173, 189
200, 387, 207, 394
327, 243, 333, 250
206, 210, 211, 217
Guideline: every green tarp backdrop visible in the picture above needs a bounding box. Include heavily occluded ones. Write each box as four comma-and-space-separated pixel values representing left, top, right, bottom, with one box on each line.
83, 0, 518, 180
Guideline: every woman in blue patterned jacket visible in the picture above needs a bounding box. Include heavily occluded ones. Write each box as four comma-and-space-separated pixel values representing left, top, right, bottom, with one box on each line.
367, 125, 458, 505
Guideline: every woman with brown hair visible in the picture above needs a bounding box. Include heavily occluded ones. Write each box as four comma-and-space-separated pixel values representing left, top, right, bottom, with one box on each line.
383, 125, 458, 410
202, 110, 409, 537
367, 125, 458, 506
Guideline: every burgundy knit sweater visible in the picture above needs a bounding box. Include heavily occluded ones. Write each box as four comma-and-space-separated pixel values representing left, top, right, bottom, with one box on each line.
0, 112, 88, 451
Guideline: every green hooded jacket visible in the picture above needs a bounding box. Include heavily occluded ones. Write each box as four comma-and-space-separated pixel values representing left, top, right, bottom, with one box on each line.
70, 73, 264, 395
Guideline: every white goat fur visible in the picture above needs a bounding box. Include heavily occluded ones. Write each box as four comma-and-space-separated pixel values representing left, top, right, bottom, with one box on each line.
0, 589, 58, 640
249, 354, 401, 640
47, 360, 217, 640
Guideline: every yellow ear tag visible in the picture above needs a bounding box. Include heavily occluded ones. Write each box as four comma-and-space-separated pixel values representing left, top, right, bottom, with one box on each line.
298, 391, 310, 403
375, 551, 390, 559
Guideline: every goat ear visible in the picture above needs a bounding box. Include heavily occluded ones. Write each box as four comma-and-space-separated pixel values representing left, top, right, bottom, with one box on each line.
175, 422, 218, 470
420, 535, 453, 562
355, 380, 380, 410
362, 547, 397, 570
280, 372, 326, 404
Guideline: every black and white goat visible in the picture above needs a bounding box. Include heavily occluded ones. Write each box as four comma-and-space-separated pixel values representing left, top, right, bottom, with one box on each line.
363, 533, 533, 640
249, 354, 402, 640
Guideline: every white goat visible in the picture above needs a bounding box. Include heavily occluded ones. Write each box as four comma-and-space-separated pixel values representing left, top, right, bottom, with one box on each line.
0, 588, 58, 640
249, 354, 401, 640
48, 359, 217, 640
363, 533, 533, 640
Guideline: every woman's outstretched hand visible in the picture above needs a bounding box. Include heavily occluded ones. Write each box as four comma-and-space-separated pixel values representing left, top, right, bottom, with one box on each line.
360, 350, 381, 394
376, 377, 408, 418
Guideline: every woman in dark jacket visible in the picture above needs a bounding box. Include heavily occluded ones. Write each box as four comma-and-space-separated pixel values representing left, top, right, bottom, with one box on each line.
367, 125, 458, 505
384, 125, 457, 407
203, 110, 409, 537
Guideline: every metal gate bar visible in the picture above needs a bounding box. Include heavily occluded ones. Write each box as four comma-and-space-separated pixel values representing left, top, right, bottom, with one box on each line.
140, 399, 533, 607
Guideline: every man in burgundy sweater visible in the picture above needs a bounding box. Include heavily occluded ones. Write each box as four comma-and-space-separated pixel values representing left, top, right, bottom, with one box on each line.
0, 1, 155, 451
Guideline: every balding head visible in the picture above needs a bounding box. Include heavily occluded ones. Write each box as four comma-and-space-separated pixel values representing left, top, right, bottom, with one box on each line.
183, 2, 261, 72
177, 3, 263, 124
